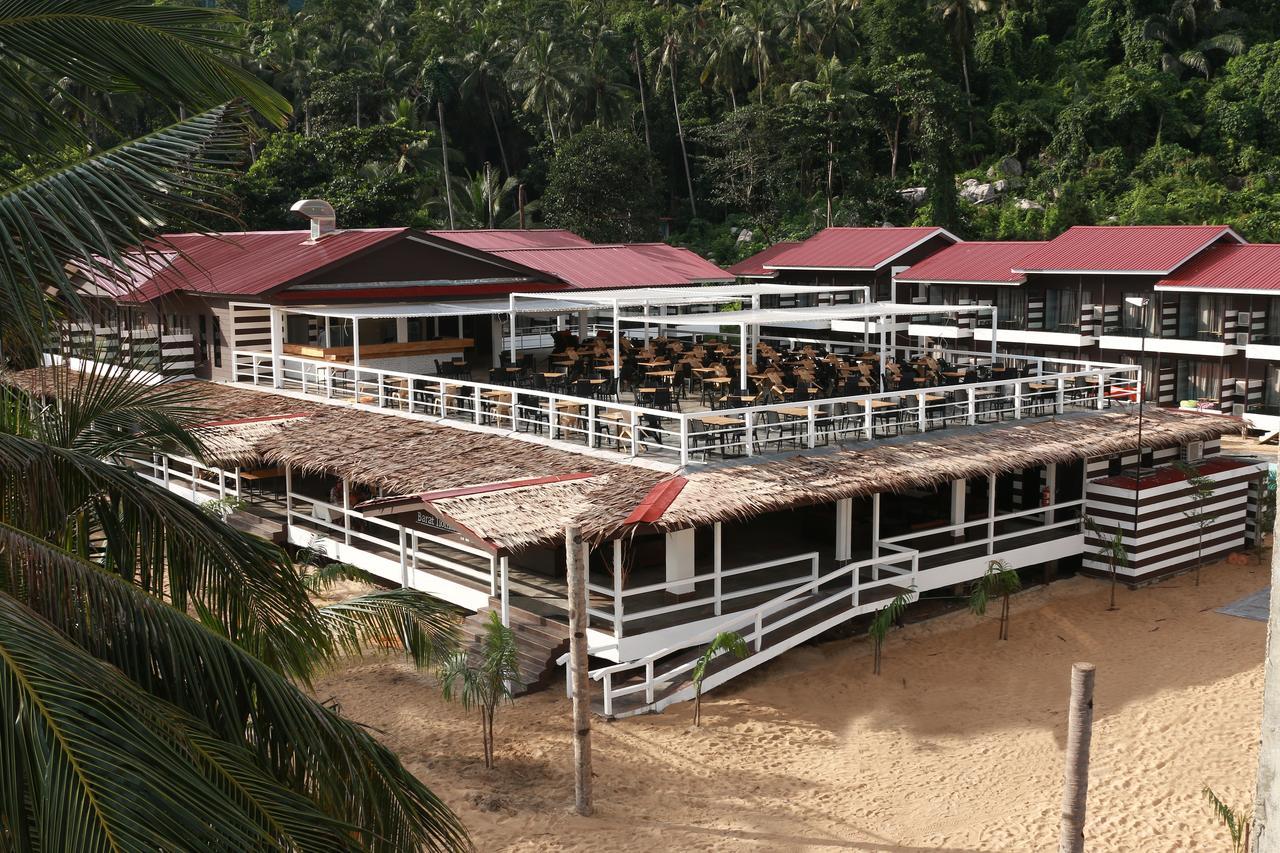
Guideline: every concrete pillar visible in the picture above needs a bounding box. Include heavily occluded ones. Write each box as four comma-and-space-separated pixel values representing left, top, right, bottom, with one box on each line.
951, 479, 966, 540
665, 528, 696, 596
489, 315, 502, 366
1045, 462, 1057, 524
395, 317, 408, 343
835, 498, 853, 562
578, 310, 589, 341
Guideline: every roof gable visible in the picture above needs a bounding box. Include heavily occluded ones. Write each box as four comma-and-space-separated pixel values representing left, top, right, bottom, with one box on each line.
762, 227, 958, 271
1012, 225, 1244, 275
896, 241, 1045, 285
726, 242, 801, 278
1154, 243, 1280, 294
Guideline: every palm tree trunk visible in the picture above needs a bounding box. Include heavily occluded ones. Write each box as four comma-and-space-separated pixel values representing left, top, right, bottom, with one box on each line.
960, 49, 974, 144
694, 685, 702, 727
1253, 503, 1280, 848
826, 110, 834, 228
1001, 593, 1010, 641
1059, 662, 1096, 853
355, 89, 361, 130
669, 59, 696, 217
482, 81, 510, 176
1108, 556, 1118, 611
544, 99, 558, 146
633, 41, 652, 151
437, 100, 455, 230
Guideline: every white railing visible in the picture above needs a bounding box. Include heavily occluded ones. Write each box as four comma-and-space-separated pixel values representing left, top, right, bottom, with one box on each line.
879, 498, 1086, 564
585, 552, 820, 635
232, 348, 1140, 467
286, 492, 496, 592
130, 452, 241, 505
568, 548, 919, 716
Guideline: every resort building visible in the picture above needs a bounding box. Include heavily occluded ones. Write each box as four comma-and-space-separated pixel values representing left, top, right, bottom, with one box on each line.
21, 216, 1270, 716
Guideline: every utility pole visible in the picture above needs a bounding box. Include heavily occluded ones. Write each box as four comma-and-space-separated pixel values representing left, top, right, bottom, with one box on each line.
1059, 662, 1096, 853
566, 525, 593, 816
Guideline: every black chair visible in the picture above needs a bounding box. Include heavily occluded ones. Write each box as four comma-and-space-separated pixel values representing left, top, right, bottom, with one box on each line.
651, 387, 675, 412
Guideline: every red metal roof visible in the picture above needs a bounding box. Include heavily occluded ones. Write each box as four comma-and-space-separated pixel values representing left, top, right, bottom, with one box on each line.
1012, 226, 1243, 275
726, 242, 801, 278
896, 241, 1044, 284
763, 227, 957, 271
489, 244, 735, 289
1093, 456, 1255, 491
428, 229, 592, 250
1154, 243, 1280, 293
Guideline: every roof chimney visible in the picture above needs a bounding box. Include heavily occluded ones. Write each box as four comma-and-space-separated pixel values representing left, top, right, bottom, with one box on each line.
290, 198, 338, 241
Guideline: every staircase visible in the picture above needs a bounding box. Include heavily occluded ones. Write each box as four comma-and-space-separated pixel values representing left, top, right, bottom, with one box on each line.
576, 547, 920, 718
460, 600, 569, 695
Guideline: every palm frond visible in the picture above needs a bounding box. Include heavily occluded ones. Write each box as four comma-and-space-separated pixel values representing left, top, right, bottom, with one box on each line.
0, 525, 471, 852
0, 0, 288, 165
0, 104, 252, 351
0, 589, 361, 852
0, 432, 330, 680
302, 558, 382, 593
317, 589, 460, 668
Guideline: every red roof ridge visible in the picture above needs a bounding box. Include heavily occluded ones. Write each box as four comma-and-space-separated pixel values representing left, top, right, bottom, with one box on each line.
622, 477, 688, 525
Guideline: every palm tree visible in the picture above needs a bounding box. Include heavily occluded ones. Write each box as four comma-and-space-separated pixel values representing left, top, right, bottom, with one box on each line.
0, 4, 468, 847
649, 3, 697, 216
436, 611, 520, 769
691, 631, 749, 726
457, 22, 514, 175
512, 31, 586, 146
932, 0, 988, 143
729, 0, 780, 105
869, 589, 913, 675
701, 13, 748, 110
455, 164, 532, 229
968, 559, 1021, 640
1085, 516, 1127, 610
790, 55, 861, 227
1144, 0, 1245, 79
1176, 461, 1219, 587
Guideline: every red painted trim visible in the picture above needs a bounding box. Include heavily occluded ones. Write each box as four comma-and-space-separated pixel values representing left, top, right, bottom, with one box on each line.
622, 477, 687, 525
1095, 457, 1255, 490
419, 472, 595, 501
275, 282, 565, 303
196, 413, 310, 428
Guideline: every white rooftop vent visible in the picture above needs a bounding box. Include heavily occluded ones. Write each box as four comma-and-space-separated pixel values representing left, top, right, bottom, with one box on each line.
290, 198, 337, 241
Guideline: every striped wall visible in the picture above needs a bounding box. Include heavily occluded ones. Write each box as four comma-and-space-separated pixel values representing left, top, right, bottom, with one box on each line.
229, 303, 273, 352
1080, 304, 1100, 337
1103, 303, 1120, 334
1027, 296, 1044, 331
1083, 456, 1265, 582
1157, 365, 1176, 405
1160, 296, 1178, 338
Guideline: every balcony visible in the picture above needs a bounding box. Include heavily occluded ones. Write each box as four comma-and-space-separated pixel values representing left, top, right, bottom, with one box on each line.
230, 348, 1140, 469
1246, 335, 1280, 362
907, 313, 974, 340
974, 325, 1094, 348
1099, 326, 1241, 357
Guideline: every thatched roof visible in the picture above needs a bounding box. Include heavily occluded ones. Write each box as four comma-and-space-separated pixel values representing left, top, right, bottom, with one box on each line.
251, 406, 633, 495
579, 408, 1242, 541
193, 415, 312, 467
1, 366, 322, 423
428, 470, 664, 553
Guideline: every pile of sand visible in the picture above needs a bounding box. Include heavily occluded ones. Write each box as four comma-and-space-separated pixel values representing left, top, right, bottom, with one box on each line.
315, 554, 1269, 851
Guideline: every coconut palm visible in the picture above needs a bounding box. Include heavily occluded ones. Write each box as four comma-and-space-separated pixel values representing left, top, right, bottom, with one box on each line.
932, 0, 988, 143
454, 164, 534, 229
436, 611, 520, 769
968, 559, 1021, 640
0, 368, 467, 850
0, 3, 468, 847
512, 30, 586, 146
1143, 0, 1245, 79
649, 4, 697, 215
457, 22, 514, 175
790, 55, 862, 227
728, 0, 780, 105
869, 588, 913, 674
1085, 516, 1127, 610
691, 630, 749, 726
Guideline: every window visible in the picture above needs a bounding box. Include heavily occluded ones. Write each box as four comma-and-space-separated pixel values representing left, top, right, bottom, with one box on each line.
197, 314, 209, 364
1118, 293, 1159, 336
1265, 364, 1280, 413
1175, 359, 1218, 402
995, 288, 1026, 327
1177, 294, 1223, 340
1263, 297, 1280, 344
212, 317, 223, 368
1044, 288, 1090, 331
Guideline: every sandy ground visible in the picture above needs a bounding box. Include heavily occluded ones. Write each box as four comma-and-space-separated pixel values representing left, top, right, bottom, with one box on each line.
315, 553, 1271, 852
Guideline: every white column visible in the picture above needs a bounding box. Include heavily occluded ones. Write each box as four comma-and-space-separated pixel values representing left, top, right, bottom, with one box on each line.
665, 529, 696, 595
612, 301, 621, 380
739, 323, 748, 389
489, 315, 502, 366
351, 316, 361, 382
395, 317, 408, 343
713, 522, 723, 615
500, 556, 510, 627
342, 476, 352, 545
871, 494, 881, 559
507, 298, 518, 365
269, 306, 284, 388
836, 497, 853, 561
987, 472, 997, 555
951, 479, 966, 540
577, 310, 589, 340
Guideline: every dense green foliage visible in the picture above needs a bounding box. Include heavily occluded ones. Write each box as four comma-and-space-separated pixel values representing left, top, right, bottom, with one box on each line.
214, 0, 1280, 258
